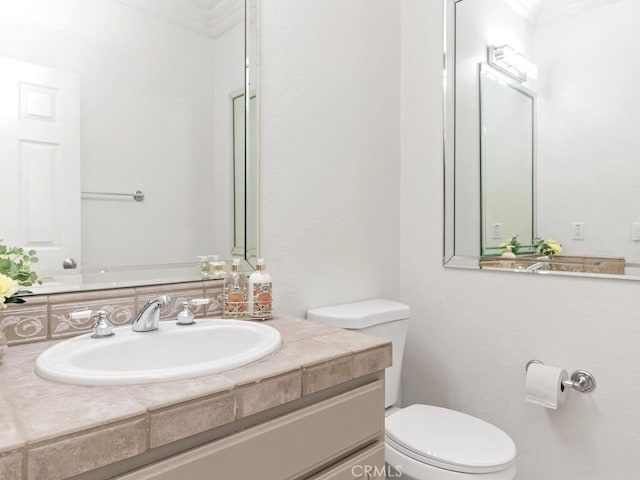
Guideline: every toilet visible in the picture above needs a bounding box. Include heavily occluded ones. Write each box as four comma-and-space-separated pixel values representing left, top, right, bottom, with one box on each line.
307, 299, 517, 480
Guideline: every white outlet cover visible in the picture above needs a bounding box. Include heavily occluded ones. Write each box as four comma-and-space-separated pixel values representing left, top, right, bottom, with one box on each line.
572, 222, 585, 240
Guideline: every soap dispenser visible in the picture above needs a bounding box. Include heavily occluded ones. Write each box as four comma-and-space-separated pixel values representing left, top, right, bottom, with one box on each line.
501, 245, 516, 269
248, 258, 272, 319
223, 258, 248, 318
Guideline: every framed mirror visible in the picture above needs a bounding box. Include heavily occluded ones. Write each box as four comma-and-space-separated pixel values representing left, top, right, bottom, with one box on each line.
0, 0, 259, 294
444, 0, 638, 279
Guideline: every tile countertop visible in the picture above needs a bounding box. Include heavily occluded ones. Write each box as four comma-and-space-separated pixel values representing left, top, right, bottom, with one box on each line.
0, 316, 392, 480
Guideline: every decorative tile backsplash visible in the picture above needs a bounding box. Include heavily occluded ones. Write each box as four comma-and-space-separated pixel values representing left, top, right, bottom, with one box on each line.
0, 280, 224, 346
0, 295, 49, 345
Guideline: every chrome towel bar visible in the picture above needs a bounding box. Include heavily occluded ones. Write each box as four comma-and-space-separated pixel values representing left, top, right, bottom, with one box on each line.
81, 190, 145, 202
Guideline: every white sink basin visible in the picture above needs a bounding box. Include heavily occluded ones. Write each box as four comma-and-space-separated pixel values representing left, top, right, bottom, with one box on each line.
35, 319, 281, 386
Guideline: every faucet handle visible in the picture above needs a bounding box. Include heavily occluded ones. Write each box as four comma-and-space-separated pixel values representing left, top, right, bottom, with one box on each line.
69, 310, 114, 338
177, 298, 210, 326
91, 310, 115, 338
185, 298, 210, 306
69, 310, 94, 321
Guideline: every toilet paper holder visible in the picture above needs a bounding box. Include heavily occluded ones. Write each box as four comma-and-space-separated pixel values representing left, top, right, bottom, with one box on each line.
526, 360, 596, 393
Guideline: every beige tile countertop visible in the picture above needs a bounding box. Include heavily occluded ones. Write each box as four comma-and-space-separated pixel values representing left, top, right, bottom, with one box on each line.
0, 315, 391, 480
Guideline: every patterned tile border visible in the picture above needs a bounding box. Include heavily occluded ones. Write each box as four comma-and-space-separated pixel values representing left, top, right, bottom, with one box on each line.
0, 280, 223, 346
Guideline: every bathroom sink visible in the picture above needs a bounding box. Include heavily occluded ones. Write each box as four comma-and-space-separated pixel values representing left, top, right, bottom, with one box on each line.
35, 319, 281, 386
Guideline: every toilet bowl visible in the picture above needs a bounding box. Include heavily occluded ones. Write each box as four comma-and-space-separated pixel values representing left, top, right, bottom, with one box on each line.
385, 405, 516, 479
307, 300, 517, 480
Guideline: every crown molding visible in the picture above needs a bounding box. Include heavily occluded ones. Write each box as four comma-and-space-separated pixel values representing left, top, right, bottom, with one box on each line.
504, 0, 623, 25
114, 0, 243, 38
209, 0, 244, 38
536, 0, 621, 24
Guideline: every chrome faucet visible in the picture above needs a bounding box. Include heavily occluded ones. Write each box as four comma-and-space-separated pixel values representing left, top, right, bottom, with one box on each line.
525, 257, 551, 272
132, 295, 170, 332
524, 262, 548, 272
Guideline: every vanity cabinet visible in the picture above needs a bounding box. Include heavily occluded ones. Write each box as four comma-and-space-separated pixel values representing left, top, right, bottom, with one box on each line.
116, 381, 385, 480
309, 444, 384, 480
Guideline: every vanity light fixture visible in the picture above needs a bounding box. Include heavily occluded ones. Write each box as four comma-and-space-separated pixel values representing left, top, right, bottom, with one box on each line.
488, 45, 538, 82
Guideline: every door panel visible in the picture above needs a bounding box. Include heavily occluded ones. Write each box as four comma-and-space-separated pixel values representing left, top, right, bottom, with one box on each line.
0, 56, 81, 273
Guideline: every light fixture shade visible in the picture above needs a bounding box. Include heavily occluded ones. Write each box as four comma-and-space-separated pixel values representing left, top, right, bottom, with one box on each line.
516, 53, 538, 80
498, 45, 517, 66
488, 44, 538, 82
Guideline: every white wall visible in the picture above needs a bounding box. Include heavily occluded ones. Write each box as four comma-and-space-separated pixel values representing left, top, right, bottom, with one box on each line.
401, 1, 640, 479
255, 1, 640, 477
535, 0, 640, 263
259, 0, 402, 318
0, 0, 222, 268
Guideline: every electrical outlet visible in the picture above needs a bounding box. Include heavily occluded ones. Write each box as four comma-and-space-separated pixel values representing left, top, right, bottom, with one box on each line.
572, 222, 585, 240
632, 222, 640, 241
492, 223, 502, 239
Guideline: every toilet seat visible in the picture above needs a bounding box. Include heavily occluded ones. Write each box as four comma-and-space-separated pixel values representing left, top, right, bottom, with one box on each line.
385, 405, 516, 474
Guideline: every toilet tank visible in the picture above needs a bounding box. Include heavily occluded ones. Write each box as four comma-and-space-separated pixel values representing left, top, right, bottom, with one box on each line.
307, 299, 410, 408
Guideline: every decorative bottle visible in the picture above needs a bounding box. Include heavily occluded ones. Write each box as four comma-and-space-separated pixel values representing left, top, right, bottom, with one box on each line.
197, 256, 210, 279
211, 260, 226, 280
501, 245, 516, 269
248, 258, 272, 319
223, 258, 248, 318
208, 255, 226, 280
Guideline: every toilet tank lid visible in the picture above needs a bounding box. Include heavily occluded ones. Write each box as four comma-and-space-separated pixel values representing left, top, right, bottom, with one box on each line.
307, 299, 410, 329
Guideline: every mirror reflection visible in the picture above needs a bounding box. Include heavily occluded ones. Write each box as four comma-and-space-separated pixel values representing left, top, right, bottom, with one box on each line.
480, 64, 534, 256
446, 0, 638, 277
0, 0, 257, 292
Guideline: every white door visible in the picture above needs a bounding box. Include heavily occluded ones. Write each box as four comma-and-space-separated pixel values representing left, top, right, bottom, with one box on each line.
0, 57, 81, 274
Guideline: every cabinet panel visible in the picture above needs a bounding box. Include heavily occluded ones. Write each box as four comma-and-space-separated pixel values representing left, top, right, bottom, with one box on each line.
117, 380, 384, 480
309, 443, 385, 480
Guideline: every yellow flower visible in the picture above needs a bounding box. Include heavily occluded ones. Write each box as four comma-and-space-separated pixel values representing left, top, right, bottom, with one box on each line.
0, 273, 19, 303
546, 240, 562, 254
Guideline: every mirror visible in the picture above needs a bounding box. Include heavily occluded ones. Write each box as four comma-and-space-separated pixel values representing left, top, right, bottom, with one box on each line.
444, 0, 638, 279
0, 0, 259, 293
480, 64, 535, 256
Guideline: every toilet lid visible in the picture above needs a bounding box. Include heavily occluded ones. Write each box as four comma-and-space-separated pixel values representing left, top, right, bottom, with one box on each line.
385, 405, 516, 474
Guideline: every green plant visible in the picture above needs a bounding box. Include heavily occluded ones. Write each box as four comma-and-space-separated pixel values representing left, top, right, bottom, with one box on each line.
499, 235, 522, 254
533, 237, 562, 257
0, 240, 41, 289
0, 241, 41, 307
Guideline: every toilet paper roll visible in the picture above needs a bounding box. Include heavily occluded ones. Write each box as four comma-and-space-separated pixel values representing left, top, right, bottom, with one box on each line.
525, 363, 568, 409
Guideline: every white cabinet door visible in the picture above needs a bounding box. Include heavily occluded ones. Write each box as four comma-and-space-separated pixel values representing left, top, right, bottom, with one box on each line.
0, 56, 81, 273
